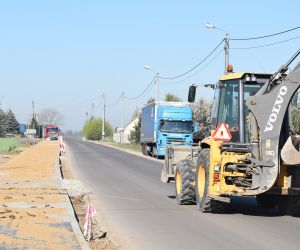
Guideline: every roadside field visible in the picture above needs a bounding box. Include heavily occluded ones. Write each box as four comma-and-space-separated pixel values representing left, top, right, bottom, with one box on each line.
0, 137, 39, 155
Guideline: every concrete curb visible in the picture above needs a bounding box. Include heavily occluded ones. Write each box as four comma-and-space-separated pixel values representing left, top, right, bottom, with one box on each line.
56, 155, 90, 250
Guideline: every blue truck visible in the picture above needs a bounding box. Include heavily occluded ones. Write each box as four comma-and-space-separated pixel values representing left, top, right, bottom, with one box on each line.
140, 101, 197, 158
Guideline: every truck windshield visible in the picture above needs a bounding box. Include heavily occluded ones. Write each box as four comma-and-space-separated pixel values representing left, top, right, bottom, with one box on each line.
49, 128, 58, 133
159, 120, 193, 133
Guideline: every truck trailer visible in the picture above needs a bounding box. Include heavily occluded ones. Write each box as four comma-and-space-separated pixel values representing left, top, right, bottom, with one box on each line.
140, 101, 197, 158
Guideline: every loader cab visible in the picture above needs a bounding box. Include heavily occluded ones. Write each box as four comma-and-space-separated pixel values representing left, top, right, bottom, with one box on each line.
211, 72, 272, 142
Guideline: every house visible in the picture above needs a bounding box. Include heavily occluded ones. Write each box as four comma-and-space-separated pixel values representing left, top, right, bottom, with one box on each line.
113, 116, 139, 143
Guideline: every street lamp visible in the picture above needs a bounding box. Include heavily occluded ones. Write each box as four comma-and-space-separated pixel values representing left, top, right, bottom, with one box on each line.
205, 22, 230, 73
144, 65, 160, 102
96, 90, 105, 140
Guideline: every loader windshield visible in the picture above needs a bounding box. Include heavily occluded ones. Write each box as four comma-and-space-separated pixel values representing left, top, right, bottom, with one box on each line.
215, 80, 263, 141
217, 80, 239, 131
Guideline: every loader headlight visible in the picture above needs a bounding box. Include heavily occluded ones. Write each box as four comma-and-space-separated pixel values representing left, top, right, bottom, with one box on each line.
214, 164, 220, 172
245, 74, 251, 82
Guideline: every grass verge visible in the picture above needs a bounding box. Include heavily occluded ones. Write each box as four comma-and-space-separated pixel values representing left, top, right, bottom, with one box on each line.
106, 142, 141, 152
0, 137, 39, 155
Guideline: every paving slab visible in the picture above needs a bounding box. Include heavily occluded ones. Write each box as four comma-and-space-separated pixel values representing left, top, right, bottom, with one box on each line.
0, 141, 89, 250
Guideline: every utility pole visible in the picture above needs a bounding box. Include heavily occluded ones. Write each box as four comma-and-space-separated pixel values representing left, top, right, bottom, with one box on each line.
224, 33, 230, 73
32, 101, 35, 119
205, 23, 230, 73
156, 72, 160, 102
92, 103, 94, 120
121, 91, 125, 144
102, 94, 105, 140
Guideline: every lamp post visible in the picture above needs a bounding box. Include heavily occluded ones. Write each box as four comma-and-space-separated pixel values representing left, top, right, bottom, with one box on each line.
144, 65, 160, 102
205, 22, 230, 73
121, 90, 125, 144
96, 90, 105, 140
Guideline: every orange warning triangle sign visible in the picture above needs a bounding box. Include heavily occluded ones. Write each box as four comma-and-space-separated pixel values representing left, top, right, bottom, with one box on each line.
212, 123, 232, 142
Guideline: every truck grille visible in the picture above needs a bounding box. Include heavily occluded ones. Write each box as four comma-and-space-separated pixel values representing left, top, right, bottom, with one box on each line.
166, 138, 186, 144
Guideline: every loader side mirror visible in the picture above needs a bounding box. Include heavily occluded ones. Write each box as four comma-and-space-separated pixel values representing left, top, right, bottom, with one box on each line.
188, 85, 196, 103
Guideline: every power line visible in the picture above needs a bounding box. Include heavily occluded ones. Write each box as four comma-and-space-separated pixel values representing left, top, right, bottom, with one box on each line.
127, 83, 156, 103
160, 49, 223, 86
159, 39, 224, 80
107, 94, 122, 107
231, 26, 300, 41
124, 76, 156, 100
231, 34, 300, 50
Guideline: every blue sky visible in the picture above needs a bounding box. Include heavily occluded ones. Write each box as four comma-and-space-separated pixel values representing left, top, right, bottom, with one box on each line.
0, 0, 299, 130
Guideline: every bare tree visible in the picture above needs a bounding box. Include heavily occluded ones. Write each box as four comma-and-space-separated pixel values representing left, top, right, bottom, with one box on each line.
38, 108, 64, 126
192, 98, 213, 139
164, 93, 182, 102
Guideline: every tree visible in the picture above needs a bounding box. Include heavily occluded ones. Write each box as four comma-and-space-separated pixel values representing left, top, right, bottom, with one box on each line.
38, 108, 64, 126
30, 117, 38, 129
146, 98, 155, 104
83, 119, 113, 140
0, 109, 8, 137
291, 106, 300, 134
131, 107, 140, 120
128, 113, 141, 144
164, 93, 181, 102
192, 98, 213, 139
6, 109, 19, 133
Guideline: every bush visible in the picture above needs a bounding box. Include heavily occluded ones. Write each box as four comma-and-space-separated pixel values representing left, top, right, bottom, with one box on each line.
83, 119, 113, 140
128, 114, 141, 144
291, 106, 300, 134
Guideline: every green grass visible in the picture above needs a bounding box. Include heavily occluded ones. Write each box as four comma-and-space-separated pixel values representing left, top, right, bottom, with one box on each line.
0, 137, 39, 155
0, 138, 21, 155
106, 141, 141, 152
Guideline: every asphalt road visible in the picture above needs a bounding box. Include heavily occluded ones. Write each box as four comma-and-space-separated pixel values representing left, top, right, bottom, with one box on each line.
66, 138, 300, 250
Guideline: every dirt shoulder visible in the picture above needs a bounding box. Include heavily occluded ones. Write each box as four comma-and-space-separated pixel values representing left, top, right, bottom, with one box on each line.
61, 142, 118, 250
0, 140, 88, 250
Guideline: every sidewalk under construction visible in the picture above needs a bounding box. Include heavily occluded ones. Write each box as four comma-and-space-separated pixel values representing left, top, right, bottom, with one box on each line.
0, 141, 88, 250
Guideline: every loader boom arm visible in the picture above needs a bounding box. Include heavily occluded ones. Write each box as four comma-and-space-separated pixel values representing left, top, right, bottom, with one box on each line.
246, 54, 300, 194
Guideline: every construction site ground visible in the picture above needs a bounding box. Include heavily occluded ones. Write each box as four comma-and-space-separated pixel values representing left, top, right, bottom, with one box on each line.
0, 140, 89, 250
60, 144, 117, 250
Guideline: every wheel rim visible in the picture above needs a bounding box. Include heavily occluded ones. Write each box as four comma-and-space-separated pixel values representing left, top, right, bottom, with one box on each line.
175, 170, 182, 195
198, 164, 205, 198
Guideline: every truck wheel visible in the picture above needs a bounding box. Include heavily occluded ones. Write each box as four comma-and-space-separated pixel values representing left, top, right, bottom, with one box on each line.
141, 144, 147, 155
195, 149, 227, 213
175, 160, 196, 205
161, 164, 169, 183
153, 145, 158, 158
256, 194, 278, 209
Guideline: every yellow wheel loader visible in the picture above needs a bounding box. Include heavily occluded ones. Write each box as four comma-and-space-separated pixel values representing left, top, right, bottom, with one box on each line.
163, 50, 300, 214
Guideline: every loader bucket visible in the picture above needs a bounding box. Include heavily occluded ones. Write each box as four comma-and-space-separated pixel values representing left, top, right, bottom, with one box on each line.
281, 136, 300, 165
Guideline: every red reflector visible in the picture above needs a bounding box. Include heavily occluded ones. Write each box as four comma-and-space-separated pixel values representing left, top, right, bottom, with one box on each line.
213, 173, 220, 179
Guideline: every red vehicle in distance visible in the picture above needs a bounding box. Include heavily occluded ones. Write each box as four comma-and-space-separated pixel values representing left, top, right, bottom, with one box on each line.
44, 125, 60, 140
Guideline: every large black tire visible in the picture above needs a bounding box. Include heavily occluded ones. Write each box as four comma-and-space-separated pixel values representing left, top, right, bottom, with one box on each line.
278, 196, 300, 216
195, 149, 227, 213
256, 194, 278, 209
175, 160, 196, 205
141, 143, 147, 155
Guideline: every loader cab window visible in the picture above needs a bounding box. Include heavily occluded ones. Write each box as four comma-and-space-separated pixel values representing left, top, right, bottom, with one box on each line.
212, 76, 269, 142
217, 80, 239, 134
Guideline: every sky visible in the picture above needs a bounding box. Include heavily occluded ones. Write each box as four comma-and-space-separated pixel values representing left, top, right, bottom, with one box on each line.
0, 0, 299, 131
